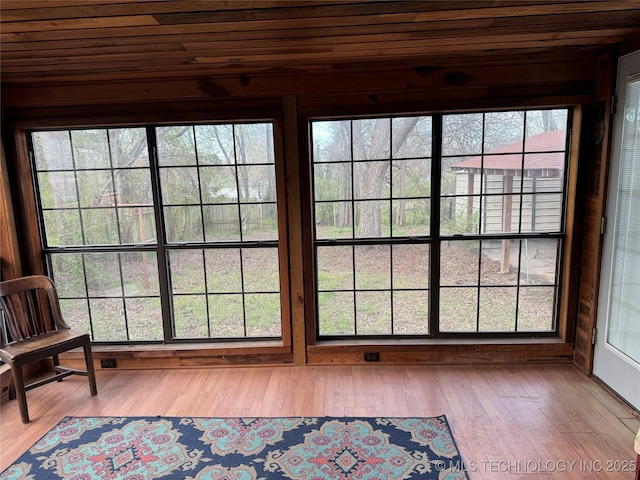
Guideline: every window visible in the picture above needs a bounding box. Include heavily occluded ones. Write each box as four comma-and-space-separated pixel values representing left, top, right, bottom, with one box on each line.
30, 123, 283, 343
312, 109, 569, 338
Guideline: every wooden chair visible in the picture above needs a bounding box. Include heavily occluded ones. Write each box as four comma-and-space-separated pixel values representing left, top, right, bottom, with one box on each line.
0, 275, 97, 423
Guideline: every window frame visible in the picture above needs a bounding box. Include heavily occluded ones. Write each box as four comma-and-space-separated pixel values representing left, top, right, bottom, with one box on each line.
310, 109, 573, 340
27, 120, 291, 346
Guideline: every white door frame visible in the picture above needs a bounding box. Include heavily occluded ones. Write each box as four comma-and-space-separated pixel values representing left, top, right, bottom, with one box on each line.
593, 50, 640, 411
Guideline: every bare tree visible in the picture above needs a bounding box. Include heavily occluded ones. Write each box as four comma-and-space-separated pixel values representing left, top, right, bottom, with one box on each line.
352, 117, 420, 238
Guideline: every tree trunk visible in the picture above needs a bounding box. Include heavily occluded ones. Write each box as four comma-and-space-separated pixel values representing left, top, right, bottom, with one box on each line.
396, 161, 406, 227
338, 162, 352, 227
354, 117, 420, 238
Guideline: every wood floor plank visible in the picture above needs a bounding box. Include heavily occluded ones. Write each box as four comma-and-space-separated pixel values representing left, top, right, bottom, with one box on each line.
0, 365, 637, 479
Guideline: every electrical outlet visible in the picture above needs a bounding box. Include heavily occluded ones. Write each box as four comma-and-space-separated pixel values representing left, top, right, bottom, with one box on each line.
364, 352, 380, 362
100, 358, 117, 368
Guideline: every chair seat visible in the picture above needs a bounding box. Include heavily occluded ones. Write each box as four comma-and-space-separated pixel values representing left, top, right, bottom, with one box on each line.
0, 329, 89, 363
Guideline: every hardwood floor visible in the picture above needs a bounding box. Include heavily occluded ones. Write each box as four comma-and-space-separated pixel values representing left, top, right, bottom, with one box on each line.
1, 364, 638, 479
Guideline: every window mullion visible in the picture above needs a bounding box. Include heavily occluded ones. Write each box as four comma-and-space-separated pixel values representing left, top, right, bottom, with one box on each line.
430, 114, 442, 337
146, 127, 173, 342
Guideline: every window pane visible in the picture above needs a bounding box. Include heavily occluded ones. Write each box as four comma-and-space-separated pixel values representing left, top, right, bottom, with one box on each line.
90, 298, 127, 341
203, 205, 241, 241
393, 291, 429, 334
480, 193, 519, 234
118, 207, 156, 244
209, 294, 244, 337
165, 206, 203, 243
478, 287, 517, 332
81, 209, 120, 244
49, 254, 87, 298
521, 193, 563, 233
352, 118, 390, 160
519, 239, 559, 286
441, 241, 479, 286
200, 166, 237, 203
76, 170, 113, 206
157, 126, 196, 166
242, 248, 280, 292
392, 199, 430, 236
84, 253, 121, 297
195, 124, 234, 165
443, 113, 483, 156
317, 246, 354, 291
355, 245, 390, 290
173, 294, 208, 338
120, 252, 159, 297
313, 121, 351, 162
109, 128, 149, 168
245, 294, 281, 337
234, 123, 275, 164
160, 167, 201, 204
480, 240, 519, 286
315, 202, 353, 239
126, 297, 163, 340
484, 111, 524, 153
38, 172, 78, 209
356, 291, 391, 335
318, 291, 355, 335
440, 287, 478, 332
240, 204, 277, 241
392, 116, 431, 159
43, 210, 83, 246
355, 200, 391, 238
205, 249, 242, 293
59, 299, 90, 333
314, 163, 352, 201
392, 244, 429, 289
354, 161, 390, 199
440, 196, 480, 235
117, 169, 154, 205
518, 286, 555, 331
237, 165, 276, 202
33, 131, 73, 170
392, 159, 430, 198
169, 250, 205, 294
525, 110, 568, 147
72, 130, 110, 169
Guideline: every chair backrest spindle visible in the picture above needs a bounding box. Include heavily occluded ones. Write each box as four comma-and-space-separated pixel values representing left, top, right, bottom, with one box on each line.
0, 276, 65, 344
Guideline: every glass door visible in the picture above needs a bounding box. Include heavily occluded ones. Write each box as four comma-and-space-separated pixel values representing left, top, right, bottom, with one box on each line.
594, 50, 640, 410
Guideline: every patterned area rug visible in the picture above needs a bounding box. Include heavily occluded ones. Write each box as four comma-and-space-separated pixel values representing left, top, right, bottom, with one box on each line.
1, 416, 468, 479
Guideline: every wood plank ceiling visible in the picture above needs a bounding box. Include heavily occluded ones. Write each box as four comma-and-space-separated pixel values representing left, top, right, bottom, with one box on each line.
2, 0, 640, 91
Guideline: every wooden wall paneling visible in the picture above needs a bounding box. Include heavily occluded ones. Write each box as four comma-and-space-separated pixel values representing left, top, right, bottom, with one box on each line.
573, 52, 616, 374
297, 112, 316, 349
4, 98, 283, 130
4, 9, 638, 59
274, 112, 293, 354
2, 31, 635, 73
0, 133, 21, 280
282, 96, 306, 365
557, 106, 583, 343
9, 129, 43, 277
306, 341, 575, 365
57, 343, 294, 371
0, 58, 599, 108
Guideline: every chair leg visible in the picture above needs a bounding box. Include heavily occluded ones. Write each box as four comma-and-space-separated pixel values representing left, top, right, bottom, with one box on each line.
53, 355, 63, 381
8, 373, 16, 400
12, 365, 30, 424
83, 342, 97, 396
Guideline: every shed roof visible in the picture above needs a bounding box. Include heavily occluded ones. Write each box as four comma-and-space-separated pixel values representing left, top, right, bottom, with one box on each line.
450, 129, 566, 178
